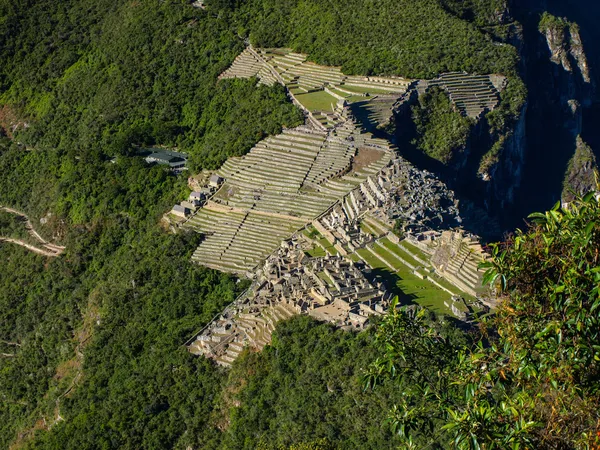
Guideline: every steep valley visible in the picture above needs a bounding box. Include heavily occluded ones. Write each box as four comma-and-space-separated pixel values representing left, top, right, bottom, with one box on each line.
506, 0, 600, 225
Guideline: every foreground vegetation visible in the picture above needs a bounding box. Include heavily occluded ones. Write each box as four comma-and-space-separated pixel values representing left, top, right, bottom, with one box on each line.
367, 192, 600, 449
3, 0, 595, 448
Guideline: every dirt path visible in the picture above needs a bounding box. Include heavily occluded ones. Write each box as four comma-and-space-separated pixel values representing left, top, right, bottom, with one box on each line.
0, 206, 65, 256
0, 237, 62, 257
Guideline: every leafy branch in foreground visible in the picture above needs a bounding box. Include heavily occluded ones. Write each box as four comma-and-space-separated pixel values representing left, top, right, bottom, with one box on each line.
367, 191, 600, 449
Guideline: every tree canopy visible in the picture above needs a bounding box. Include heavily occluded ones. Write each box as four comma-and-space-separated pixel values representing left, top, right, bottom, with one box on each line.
366, 192, 600, 449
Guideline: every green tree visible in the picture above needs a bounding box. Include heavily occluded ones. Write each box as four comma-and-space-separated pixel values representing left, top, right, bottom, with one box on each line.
412, 88, 473, 164
367, 191, 600, 449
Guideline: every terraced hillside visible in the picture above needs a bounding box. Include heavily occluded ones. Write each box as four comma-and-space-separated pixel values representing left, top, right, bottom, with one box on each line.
188, 237, 389, 367
186, 48, 500, 277
221, 47, 504, 122
221, 48, 411, 97
184, 122, 394, 275
425, 72, 504, 118
220, 47, 413, 129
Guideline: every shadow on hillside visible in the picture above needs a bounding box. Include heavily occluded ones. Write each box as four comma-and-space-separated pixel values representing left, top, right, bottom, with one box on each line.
364, 109, 505, 242
365, 267, 419, 307
505, 2, 593, 226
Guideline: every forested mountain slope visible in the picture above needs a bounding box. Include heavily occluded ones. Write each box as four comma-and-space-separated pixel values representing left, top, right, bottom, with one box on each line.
0, 0, 597, 449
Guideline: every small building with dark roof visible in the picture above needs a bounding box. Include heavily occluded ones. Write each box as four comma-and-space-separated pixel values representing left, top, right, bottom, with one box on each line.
209, 174, 223, 188
171, 204, 190, 218
143, 149, 188, 172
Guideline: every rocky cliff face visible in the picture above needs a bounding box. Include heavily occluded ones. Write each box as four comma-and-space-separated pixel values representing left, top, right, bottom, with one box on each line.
389, 2, 598, 229
541, 16, 593, 107
483, 104, 528, 211
562, 136, 598, 202
500, 3, 598, 222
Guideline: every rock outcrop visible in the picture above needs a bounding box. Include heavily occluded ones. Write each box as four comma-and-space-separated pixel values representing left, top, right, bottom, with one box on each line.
481, 103, 528, 210
562, 136, 598, 202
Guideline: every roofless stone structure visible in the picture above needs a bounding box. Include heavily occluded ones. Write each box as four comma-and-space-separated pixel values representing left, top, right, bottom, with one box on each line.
183, 48, 496, 366
185, 118, 394, 274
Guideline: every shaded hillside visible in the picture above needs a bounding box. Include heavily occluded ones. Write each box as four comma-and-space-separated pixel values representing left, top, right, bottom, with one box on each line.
506, 0, 599, 227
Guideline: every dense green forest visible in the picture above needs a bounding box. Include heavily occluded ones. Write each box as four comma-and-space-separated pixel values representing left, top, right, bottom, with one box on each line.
234, 0, 517, 78
411, 88, 474, 164
3, 0, 595, 449
0, 209, 31, 242
0, 0, 302, 171
0, 0, 524, 168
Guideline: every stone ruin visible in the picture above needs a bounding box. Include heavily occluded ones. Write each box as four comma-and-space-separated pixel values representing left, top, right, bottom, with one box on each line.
188, 238, 389, 367
183, 112, 395, 275
317, 158, 463, 245
187, 153, 493, 367
429, 230, 493, 302
184, 48, 499, 366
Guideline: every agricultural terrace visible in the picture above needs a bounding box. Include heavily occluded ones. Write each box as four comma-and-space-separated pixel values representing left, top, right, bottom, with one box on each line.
184, 123, 394, 275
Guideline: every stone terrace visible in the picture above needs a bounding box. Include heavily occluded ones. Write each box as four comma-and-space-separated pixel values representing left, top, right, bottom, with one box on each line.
427, 72, 503, 119
219, 47, 411, 99
189, 238, 389, 367
429, 230, 490, 298
184, 120, 395, 275
220, 48, 504, 122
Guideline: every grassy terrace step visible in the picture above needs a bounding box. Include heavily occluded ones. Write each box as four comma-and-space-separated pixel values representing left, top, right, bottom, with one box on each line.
363, 215, 389, 235
257, 142, 322, 157
367, 245, 402, 271
237, 152, 313, 169
306, 246, 327, 257
359, 221, 377, 236
398, 239, 432, 263
228, 167, 307, 184
228, 163, 308, 179
267, 136, 325, 149
327, 87, 351, 99
348, 252, 361, 263
354, 248, 455, 315
317, 237, 338, 255
377, 238, 422, 269
295, 91, 338, 112
427, 274, 469, 299
317, 271, 336, 288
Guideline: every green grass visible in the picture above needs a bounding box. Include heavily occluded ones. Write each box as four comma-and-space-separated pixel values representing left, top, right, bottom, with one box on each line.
318, 271, 335, 287
346, 95, 372, 103
348, 253, 361, 263
378, 239, 421, 268
317, 237, 339, 256
306, 247, 327, 258
302, 226, 321, 240
325, 89, 368, 105
364, 215, 390, 234
327, 88, 350, 99
398, 239, 431, 262
355, 248, 455, 315
429, 273, 473, 301
369, 244, 403, 271
359, 221, 377, 236
295, 90, 338, 112
288, 86, 305, 95
363, 239, 482, 314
